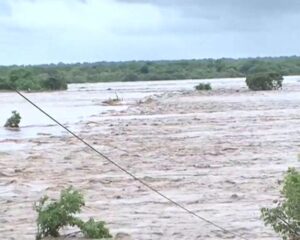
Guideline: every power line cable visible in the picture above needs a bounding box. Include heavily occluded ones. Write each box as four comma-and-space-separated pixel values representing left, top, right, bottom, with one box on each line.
14, 89, 249, 240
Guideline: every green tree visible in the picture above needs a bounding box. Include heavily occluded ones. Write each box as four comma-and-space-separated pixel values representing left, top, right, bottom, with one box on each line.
9, 69, 34, 89
122, 73, 139, 82
215, 59, 226, 72
261, 168, 300, 240
0, 77, 10, 89
246, 72, 283, 91
35, 187, 112, 240
40, 71, 67, 90
4, 111, 21, 128
140, 64, 149, 74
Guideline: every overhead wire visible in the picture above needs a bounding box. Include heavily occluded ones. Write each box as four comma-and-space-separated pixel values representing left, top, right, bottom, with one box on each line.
14, 88, 250, 240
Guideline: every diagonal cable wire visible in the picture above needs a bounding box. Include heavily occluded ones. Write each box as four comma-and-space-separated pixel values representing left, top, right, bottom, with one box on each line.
14, 89, 249, 240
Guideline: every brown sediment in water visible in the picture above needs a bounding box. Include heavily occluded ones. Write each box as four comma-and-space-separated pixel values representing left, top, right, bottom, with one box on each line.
0, 81, 300, 239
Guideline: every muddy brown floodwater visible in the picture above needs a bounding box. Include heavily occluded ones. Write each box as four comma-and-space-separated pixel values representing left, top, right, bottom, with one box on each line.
0, 77, 300, 240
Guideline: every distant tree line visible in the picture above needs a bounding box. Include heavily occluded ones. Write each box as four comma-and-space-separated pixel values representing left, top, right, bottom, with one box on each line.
0, 68, 67, 91
0, 56, 300, 91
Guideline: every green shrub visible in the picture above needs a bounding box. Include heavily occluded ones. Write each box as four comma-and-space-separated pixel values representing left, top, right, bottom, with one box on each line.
35, 187, 84, 239
195, 83, 212, 91
261, 168, 300, 240
78, 218, 112, 239
246, 72, 283, 91
35, 187, 112, 240
4, 110, 21, 128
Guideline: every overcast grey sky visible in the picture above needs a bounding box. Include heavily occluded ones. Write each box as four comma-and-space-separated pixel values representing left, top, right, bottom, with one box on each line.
0, 0, 299, 65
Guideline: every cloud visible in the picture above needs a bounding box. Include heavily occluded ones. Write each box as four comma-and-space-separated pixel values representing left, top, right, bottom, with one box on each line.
0, 0, 299, 65
118, 0, 300, 32
119, 0, 300, 15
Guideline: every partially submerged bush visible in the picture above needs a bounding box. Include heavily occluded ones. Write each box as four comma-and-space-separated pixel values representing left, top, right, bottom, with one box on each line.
4, 110, 21, 128
103, 92, 122, 105
261, 168, 300, 240
195, 83, 212, 91
246, 72, 283, 91
78, 218, 112, 239
35, 187, 112, 240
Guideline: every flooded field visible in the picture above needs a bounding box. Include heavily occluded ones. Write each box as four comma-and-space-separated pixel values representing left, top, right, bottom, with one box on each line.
0, 77, 300, 239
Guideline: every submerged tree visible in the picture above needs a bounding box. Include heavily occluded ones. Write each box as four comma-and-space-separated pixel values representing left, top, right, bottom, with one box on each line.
195, 83, 212, 91
4, 111, 21, 128
246, 72, 283, 91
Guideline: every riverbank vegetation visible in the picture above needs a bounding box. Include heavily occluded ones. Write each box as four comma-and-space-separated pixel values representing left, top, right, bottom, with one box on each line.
261, 168, 300, 240
0, 56, 299, 91
0, 69, 67, 91
35, 187, 112, 240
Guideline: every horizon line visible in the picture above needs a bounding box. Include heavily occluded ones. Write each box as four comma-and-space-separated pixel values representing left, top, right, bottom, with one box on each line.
1, 55, 299, 67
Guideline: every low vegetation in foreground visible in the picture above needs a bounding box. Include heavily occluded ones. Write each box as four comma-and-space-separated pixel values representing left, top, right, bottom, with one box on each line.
0, 56, 300, 91
4, 110, 21, 128
261, 168, 300, 240
35, 187, 112, 240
